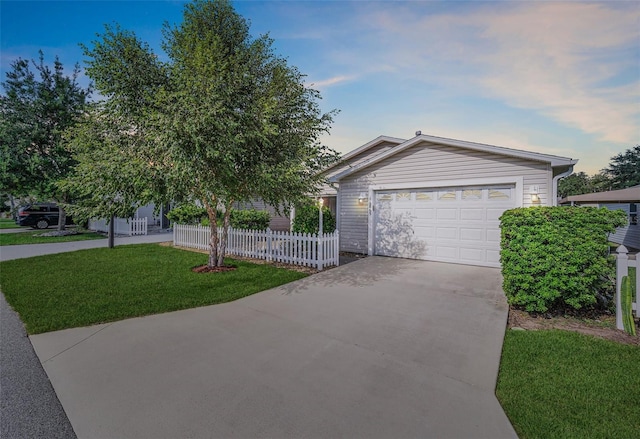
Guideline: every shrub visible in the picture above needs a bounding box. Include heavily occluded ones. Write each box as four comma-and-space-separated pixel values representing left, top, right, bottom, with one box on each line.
500, 207, 627, 313
292, 203, 335, 234
229, 209, 270, 230
166, 204, 207, 225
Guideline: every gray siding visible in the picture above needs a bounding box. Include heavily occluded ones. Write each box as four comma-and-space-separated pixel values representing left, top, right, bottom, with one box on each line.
317, 141, 401, 196
338, 141, 552, 253
602, 203, 640, 250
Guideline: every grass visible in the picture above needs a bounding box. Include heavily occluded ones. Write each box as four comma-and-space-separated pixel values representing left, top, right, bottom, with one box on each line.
0, 244, 307, 334
0, 230, 105, 246
0, 218, 23, 229
497, 330, 640, 439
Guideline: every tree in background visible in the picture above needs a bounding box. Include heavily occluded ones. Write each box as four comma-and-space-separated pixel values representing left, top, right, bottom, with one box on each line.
72, 0, 339, 267
0, 53, 91, 229
602, 145, 640, 189
558, 145, 639, 198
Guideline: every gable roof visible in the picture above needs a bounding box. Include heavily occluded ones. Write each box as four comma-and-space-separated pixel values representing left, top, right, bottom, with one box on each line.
562, 185, 640, 204
323, 135, 405, 176
330, 133, 578, 182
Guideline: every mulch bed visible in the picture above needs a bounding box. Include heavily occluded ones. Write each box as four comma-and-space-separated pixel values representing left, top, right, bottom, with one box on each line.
191, 264, 237, 273
508, 307, 640, 346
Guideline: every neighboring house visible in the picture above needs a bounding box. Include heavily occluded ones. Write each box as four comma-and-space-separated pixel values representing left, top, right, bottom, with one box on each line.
560, 185, 640, 250
243, 135, 406, 231
328, 133, 577, 268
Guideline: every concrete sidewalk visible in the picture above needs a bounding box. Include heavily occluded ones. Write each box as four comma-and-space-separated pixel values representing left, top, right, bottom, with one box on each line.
31, 257, 517, 439
0, 232, 172, 261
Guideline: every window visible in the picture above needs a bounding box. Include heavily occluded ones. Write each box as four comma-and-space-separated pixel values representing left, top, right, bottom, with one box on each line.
488, 188, 511, 200
396, 192, 411, 202
462, 189, 482, 200
630, 203, 638, 226
438, 189, 456, 201
416, 192, 433, 201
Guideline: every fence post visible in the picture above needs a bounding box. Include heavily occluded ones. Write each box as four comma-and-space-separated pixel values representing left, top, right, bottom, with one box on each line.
317, 232, 323, 271
616, 245, 629, 331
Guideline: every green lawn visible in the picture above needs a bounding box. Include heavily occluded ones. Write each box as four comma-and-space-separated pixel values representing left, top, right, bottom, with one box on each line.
497, 329, 640, 439
0, 218, 23, 229
0, 230, 105, 246
0, 244, 307, 334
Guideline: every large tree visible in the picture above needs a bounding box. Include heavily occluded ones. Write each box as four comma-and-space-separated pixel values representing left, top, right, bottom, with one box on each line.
603, 145, 640, 189
0, 52, 91, 229
73, 0, 339, 267
557, 171, 613, 198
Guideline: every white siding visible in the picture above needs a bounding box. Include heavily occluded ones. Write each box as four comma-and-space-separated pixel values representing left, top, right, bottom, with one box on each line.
338, 141, 551, 253
602, 203, 640, 250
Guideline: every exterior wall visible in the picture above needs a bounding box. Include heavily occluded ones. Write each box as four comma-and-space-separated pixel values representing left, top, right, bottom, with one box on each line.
235, 200, 290, 231
337, 141, 551, 253
602, 203, 640, 250
317, 140, 401, 196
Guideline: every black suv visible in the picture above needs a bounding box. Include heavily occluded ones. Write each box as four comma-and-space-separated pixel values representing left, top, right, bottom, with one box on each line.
16, 203, 74, 229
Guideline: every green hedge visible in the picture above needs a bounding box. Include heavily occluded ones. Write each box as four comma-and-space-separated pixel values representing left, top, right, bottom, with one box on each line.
229, 209, 270, 230
292, 203, 335, 234
500, 207, 627, 313
166, 204, 207, 225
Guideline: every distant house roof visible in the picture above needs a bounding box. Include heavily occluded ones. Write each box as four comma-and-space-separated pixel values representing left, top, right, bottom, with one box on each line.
330, 133, 577, 182
561, 185, 640, 204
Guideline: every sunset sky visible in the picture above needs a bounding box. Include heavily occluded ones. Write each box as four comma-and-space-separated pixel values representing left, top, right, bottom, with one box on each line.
2, 0, 638, 174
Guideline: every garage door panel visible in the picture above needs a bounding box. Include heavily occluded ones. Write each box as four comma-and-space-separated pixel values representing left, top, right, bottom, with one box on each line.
486, 250, 501, 264
413, 225, 435, 238
435, 246, 457, 259
459, 247, 484, 262
436, 227, 457, 240
460, 208, 484, 221
486, 208, 507, 222
486, 229, 501, 243
436, 209, 457, 220
460, 228, 484, 241
374, 185, 514, 267
414, 207, 435, 220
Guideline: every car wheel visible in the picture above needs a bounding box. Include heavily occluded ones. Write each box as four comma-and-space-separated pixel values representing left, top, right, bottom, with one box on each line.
35, 219, 49, 229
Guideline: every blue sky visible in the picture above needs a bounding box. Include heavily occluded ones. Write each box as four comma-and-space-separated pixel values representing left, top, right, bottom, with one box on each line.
2, 0, 638, 174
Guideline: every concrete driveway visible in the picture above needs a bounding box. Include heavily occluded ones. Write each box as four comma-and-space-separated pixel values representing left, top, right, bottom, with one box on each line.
31, 257, 516, 438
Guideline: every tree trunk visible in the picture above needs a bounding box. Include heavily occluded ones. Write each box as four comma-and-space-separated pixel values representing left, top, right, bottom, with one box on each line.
57, 207, 67, 232
217, 204, 232, 267
108, 215, 115, 248
9, 195, 16, 221
204, 200, 219, 268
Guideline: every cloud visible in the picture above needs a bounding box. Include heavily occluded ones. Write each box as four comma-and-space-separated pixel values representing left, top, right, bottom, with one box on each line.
308, 75, 356, 89
334, 1, 640, 145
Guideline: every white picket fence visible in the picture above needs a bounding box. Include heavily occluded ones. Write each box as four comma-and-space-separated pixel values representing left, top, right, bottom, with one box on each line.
88, 217, 148, 236
615, 245, 639, 331
173, 224, 339, 271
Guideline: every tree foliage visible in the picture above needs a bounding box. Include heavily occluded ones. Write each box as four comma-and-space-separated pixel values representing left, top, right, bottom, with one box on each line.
557, 171, 613, 198
73, 0, 339, 267
558, 145, 639, 198
0, 52, 91, 229
602, 145, 640, 189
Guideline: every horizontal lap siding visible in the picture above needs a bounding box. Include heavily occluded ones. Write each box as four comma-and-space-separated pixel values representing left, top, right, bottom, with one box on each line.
338, 142, 551, 253
319, 141, 401, 196
602, 203, 640, 249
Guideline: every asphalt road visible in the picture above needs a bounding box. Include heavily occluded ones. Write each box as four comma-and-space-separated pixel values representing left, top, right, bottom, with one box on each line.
0, 293, 77, 439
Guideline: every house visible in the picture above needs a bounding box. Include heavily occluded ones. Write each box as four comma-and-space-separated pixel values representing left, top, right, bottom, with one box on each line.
560, 185, 640, 250
328, 133, 577, 268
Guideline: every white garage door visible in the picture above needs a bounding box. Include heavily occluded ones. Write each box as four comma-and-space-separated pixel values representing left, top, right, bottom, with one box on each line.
373, 186, 515, 267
